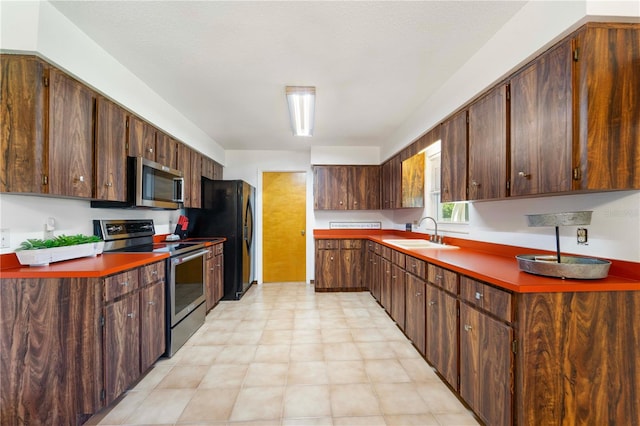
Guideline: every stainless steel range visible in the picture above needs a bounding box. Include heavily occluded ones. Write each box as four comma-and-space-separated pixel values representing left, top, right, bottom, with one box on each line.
95, 219, 208, 357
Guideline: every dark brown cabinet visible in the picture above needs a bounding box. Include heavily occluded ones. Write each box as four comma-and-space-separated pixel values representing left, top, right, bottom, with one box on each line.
349, 166, 381, 209
127, 115, 156, 161
510, 38, 573, 197
0, 55, 47, 194
139, 262, 166, 373
190, 149, 202, 208
404, 270, 426, 356
459, 276, 514, 426
380, 257, 392, 313
390, 261, 406, 330
95, 97, 128, 201
104, 291, 140, 405
440, 110, 468, 202
313, 165, 380, 210
155, 131, 177, 169
205, 243, 224, 311
426, 265, 459, 390
468, 85, 508, 200
573, 23, 640, 191
48, 68, 94, 198
382, 155, 402, 209
314, 239, 363, 290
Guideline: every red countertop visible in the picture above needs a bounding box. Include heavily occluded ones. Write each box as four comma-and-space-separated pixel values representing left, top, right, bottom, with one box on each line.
0, 252, 170, 279
314, 229, 640, 293
0, 237, 227, 279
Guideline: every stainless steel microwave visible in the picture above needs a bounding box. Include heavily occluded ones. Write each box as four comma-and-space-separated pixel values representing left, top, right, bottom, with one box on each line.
91, 157, 184, 210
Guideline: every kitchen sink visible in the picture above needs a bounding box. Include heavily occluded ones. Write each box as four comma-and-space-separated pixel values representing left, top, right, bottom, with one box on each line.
382, 239, 458, 250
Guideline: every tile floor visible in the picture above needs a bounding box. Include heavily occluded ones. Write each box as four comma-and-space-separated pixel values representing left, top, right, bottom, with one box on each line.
88, 282, 479, 426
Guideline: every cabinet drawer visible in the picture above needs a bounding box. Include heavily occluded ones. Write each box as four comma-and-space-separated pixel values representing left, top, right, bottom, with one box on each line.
428, 264, 458, 294
381, 245, 392, 260
317, 239, 339, 249
341, 239, 362, 249
139, 261, 165, 286
392, 250, 405, 268
460, 276, 512, 322
104, 269, 138, 302
367, 241, 376, 251
405, 256, 426, 279
374, 243, 382, 255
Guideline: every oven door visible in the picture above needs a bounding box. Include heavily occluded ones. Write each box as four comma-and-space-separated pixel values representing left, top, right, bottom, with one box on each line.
169, 249, 208, 326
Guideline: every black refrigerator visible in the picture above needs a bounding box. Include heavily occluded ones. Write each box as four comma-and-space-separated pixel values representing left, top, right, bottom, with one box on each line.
186, 179, 255, 300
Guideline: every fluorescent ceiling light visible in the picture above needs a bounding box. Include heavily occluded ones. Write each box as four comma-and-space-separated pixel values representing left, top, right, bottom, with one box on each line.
286, 86, 315, 137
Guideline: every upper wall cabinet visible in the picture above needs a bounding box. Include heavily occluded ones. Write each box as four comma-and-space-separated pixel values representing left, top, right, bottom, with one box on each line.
48, 69, 95, 198
127, 116, 156, 161
314, 165, 380, 210
95, 97, 127, 202
155, 131, 177, 170
468, 84, 508, 201
382, 155, 402, 209
1, 55, 47, 194
572, 23, 640, 191
510, 38, 573, 197
441, 110, 468, 202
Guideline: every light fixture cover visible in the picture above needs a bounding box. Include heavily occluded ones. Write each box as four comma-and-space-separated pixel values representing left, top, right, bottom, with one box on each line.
286, 86, 315, 136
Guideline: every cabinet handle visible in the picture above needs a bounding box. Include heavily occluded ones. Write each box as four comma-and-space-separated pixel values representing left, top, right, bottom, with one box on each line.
392, 275, 396, 279
464, 324, 472, 332
148, 301, 155, 306
471, 180, 481, 187
121, 281, 129, 287
330, 256, 334, 261
339, 201, 343, 205
75, 175, 85, 183
436, 274, 443, 282
105, 182, 113, 187
151, 270, 158, 275
147, 148, 154, 153
518, 171, 531, 179
210, 267, 215, 271
428, 301, 436, 306
416, 292, 422, 296
475, 291, 483, 300
127, 312, 135, 318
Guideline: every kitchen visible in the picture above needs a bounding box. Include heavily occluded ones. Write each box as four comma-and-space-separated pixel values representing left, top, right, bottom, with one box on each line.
2, 1, 640, 425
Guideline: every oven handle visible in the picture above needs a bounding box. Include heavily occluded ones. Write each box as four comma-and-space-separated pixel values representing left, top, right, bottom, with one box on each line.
172, 249, 209, 264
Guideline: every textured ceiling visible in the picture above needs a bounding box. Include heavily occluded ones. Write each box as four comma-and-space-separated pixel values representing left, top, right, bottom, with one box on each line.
51, 1, 527, 152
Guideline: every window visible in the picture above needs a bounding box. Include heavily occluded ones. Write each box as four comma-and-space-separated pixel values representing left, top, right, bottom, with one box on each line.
426, 141, 468, 224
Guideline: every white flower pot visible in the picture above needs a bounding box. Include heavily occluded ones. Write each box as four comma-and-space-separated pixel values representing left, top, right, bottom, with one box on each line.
16, 241, 105, 267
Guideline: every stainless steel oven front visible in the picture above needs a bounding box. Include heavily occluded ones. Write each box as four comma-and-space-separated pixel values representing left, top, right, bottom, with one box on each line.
166, 248, 208, 356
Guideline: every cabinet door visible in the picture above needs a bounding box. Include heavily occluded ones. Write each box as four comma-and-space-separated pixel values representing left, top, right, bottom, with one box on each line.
426, 284, 458, 389
405, 272, 426, 355
574, 25, 640, 191
390, 155, 402, 208
48, 69, 94, 198
127, 116, 156, 160
104, 294, 140, 405
381, 160, 393, 209
155, 131, 176, 169
380, 257, 392, 312
140, 281, 165, 372
511, 39, 572, 196
440, 110, 468, 202
342, 247, 362, 289
95, 97, 127, 201
468, 85, 508, 200
390, 263, 405, 330
177, 143, 191, 207
314, 166, 348, 210
315, 248, 339, 289
201, 156, 214, 180
460, 303, 513, 426
349, 166, 381, 209
0, 55, 47, 194
190, 150, 202, 208
214, 252, 224, 304
205, 248, 216, 311
364, 248, 375, 292
213, 161, 224, 180
371, 253, 382, 302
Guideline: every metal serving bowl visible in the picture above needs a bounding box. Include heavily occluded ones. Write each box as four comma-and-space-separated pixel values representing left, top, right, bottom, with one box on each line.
516, 254, 611, 280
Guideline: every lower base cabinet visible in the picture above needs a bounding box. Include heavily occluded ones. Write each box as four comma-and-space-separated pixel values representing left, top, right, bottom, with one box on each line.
0, 260, 167, 424
205, 243, 224, 311
404, 272, 426, 356
426, 283, 458, 389
315, 239, 363, 290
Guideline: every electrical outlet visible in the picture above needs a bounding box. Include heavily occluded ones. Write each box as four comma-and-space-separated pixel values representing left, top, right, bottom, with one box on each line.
0, 229, 9, 248
577, 227, 588, 245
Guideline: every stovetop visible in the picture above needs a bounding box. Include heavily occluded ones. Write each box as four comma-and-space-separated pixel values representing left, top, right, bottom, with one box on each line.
94, 219, 206, 256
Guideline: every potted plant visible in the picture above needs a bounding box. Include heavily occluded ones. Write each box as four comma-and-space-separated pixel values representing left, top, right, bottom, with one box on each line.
15, 234, 104, 266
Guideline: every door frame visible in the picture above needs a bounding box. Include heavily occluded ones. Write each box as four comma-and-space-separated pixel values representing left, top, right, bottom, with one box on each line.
256, 169, 312, 284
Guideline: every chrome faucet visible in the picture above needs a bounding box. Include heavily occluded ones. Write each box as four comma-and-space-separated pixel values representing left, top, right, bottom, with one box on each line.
417, 216, 441, 243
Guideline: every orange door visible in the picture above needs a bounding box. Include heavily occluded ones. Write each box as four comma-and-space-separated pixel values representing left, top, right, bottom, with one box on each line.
262, 172, 306, 282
